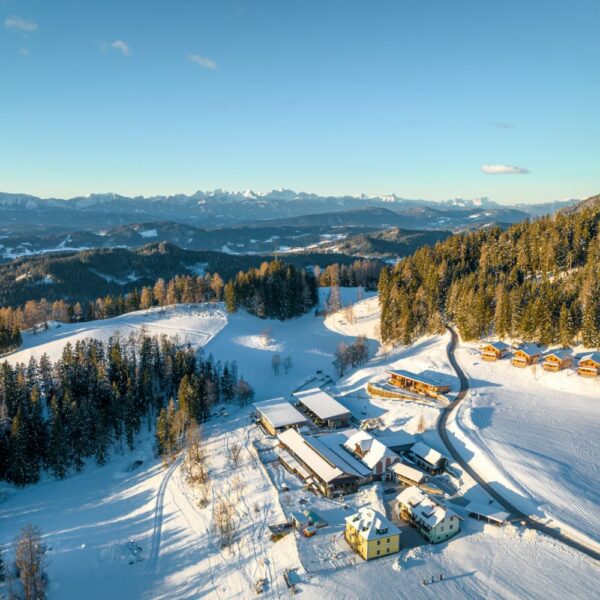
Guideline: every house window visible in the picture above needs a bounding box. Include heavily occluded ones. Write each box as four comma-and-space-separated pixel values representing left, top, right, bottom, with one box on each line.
450, 525, 453, 530
377, 540, 381, 545
441, 527, 444, 531
377, 550, 381, 555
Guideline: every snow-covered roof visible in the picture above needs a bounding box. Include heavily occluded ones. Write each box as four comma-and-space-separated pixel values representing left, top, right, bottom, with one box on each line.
410, 442, 445, 467
345, 507, 400, 541
277, 428, 354, 483
544, 349, 572, 361
254, 398, 308, 429
390, 462, 427, 484
343, 430, 399, 470
386, 369, 447, 388
312, 431, 372, 477
482, 341, 509, 352
467, 501, 510, 524
579, 352, 600, 366
293, 388, 351, 420
396, 486, 457, 528
515, 343, 541, 357
373, 429, 416, 449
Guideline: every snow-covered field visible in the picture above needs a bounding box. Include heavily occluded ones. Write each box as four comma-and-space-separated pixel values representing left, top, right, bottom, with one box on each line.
452, 343, 600, 548
1, 291, 599, 599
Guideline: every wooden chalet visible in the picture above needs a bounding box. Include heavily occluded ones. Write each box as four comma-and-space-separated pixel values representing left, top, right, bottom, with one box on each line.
543, 350, 573, 372
480, 341, 510, 361
511, 344, 541, 368
386, 369, 450, 398
577, 353, 600, 378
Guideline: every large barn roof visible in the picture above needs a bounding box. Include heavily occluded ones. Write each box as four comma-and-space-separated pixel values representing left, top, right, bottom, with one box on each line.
293, 388, 350, 420
254, 398, 308, 429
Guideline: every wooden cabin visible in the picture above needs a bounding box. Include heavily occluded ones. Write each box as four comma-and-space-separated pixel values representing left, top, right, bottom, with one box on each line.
543, 350, 573, 372
511, 344, 541, 368
386, 369, 450, 398
577, 353, 600, 378
480, 341, 510, 361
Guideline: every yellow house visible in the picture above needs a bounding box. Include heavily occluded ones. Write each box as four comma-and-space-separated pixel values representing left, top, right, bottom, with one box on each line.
511, 344, 541, 368
344, 508, 400, 561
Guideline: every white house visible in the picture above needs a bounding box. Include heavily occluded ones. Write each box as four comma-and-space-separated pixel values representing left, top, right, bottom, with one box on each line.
342, 430, 400, 477
408, 441, 447, 474
396, 486, 461, 544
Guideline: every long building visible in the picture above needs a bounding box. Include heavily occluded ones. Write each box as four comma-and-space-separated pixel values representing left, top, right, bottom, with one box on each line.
386, 369, 450, 397
277, 428, 360, 497
293, 387, 351, 429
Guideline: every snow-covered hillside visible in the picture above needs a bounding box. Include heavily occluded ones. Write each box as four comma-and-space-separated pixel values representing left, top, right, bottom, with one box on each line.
452, 343, 600, 546
1, 292, 599, 599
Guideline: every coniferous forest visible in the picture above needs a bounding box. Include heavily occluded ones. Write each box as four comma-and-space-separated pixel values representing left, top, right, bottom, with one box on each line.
0, 333, 251, 486
379, 205, 600, 347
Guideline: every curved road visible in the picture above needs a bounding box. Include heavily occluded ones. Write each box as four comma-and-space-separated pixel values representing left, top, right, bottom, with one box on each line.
439, 326, 600, 562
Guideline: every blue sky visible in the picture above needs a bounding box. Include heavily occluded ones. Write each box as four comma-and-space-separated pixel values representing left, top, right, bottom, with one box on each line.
1, 0, 599, 204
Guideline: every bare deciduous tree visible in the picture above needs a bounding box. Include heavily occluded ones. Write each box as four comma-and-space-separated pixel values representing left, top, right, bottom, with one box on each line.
198, 481, 213, 508
271, 353, 281, 375
283, 356, 293, 374
213, 495, 236, 548
14, 524, 46, 600
227, 440, 243, 468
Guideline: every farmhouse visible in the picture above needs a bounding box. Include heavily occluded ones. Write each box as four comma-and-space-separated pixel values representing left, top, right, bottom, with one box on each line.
543, 349, 573, 372
511, 344, 541, 368
577, 352, 600, 378
277, 428, 360, 497
386, 369, 451, 398
345, 508, 400, 561
254, 398, 308, 436
408, 442, 447, 475
293, 388, 351, 429
390, 462, 428, 486
342, 430, 400, 477
480, 341, 510, 361
396, 486, 461, 544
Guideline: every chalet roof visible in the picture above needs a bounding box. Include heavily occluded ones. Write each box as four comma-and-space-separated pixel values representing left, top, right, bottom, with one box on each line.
254, 398, 308, 429
515, 344, 542, 357
342, 430, 399, 470
390, 462, 427, 484
345, 508, 400, 541
410, 442, 445, 467
386, 369, 447, 388
579, 352, 600, 366
293, 387, 351, 420
544, 349, 572, 361
278, 428, 359, 484
482, 341, 510, 352
396, 486, 458, 528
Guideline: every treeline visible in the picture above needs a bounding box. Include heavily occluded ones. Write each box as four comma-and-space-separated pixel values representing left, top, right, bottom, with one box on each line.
0, 320, 21, 354
224, 259, 318, 319
315, 259, 382, 289
379, 205, 600, 347
0, 259, 381, 345
0, 333, 251, 486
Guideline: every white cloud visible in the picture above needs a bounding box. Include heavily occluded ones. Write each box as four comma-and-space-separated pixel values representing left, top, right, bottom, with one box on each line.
5, 16, 39, 32
189, 54, 217, 70
111, 40, 130, 56
481, 164, 529, 175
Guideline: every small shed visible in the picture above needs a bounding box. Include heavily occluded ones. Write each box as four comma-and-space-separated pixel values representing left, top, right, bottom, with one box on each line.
543, 350, 573, 372
467, 502, 511, 526
254, 398, 308, 436
390, 462, 428, 486
408, 442, 448, 475
511, 344, 541, 368
577, 352, 600, 378
480, 341, 510, 361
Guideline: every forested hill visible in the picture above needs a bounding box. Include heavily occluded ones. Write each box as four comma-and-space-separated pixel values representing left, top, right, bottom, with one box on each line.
379, 198, 600, 347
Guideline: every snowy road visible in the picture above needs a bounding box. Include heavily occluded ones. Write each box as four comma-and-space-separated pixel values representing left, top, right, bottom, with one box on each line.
439, 326, 600, 562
